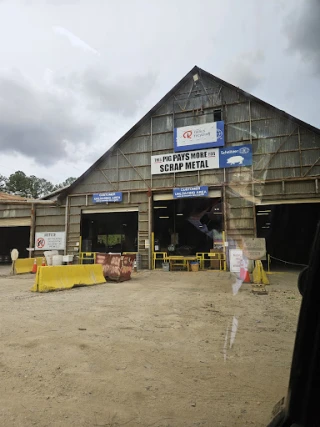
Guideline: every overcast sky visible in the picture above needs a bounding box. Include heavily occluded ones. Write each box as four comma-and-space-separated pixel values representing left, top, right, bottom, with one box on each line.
0, 0, 319, 184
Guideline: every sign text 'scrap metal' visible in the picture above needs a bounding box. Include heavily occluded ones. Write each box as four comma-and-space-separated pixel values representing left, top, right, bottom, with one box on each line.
151, 144, 252, 175
151, 149, 219, 175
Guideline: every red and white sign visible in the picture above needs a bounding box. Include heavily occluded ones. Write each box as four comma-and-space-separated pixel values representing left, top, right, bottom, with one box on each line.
35, 232, 65, 250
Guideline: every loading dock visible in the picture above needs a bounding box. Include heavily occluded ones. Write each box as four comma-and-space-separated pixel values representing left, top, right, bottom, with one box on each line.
80, 207, 138, 254
0, 225, 30, 262
256, 201, 320, 266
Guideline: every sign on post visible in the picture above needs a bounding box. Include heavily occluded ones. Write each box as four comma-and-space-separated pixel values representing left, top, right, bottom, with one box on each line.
35, 232, 66, 250
173, 186, 209, 199
229, 249, 243, 273
219, 144, 252, 168
92, 192, 123, 203
151, 144, 252, 175
174, 121, 225, 152
151, 149, 219, 175
242, 238, 266, 260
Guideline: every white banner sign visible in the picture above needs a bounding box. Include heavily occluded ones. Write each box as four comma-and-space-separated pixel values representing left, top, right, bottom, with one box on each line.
35, 232, 65, 250
174, 121, 224, 152
229, 249, 243, 273
151, 148, 219, 175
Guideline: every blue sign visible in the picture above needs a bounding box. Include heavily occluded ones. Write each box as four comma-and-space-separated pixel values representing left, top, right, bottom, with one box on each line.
219, 144, 252, 168
173, 186, 209, 199
92, 192, 123, 203
174, 121, 224, 152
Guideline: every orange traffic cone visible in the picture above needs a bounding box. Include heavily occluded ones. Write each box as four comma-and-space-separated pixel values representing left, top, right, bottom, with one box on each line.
243, 269, 251, 283
41, 257, 46, 266
31, 258, 37, 274
240, 259, 251, 283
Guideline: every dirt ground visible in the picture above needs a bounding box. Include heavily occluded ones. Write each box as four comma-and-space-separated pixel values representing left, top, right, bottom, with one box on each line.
0, 267, 301, 427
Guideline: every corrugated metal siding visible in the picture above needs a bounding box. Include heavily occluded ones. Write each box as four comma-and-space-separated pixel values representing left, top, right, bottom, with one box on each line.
0, 217, 30, 227
47, 71, 320, 265
0, 205, 31, 218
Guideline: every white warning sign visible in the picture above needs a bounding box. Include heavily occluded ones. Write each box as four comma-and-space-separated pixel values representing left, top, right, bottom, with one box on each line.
35, 232, 65, 250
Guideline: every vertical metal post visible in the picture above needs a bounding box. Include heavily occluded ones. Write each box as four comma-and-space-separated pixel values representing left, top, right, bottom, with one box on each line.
298, 126, 302, 176
316, 178, 318, 194
117, 149, 119, 189
29, 203, 36, 258
249, 100, 256, 237
151, 232, 155, 270
223, 169, 228, 242
64, 196, 69, 255
172, 99, 175, 188
253, 204, 257, 237
150, 116, 153, 188
148, 193, 152, 270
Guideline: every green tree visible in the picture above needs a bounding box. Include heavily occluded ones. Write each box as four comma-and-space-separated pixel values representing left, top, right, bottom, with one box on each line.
3, 171, 77, 198
54, 177, 77, 189
5, 171, 54, 199
28, 175, 55, 198
0, 174, 7, 191
5, 171, 30, 197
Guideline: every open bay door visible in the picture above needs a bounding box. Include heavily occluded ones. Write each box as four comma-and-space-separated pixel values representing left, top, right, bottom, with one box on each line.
0, 217, 31, 262
81, 207, 139, 253
153, 189, 223, 255
256, 200, 320, 266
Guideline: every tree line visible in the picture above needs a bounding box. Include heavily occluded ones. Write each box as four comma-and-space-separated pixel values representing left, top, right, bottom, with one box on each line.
0, 171, 77, 199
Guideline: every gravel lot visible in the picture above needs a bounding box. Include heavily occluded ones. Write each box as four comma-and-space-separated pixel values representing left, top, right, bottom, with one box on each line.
0, 268, 301, 427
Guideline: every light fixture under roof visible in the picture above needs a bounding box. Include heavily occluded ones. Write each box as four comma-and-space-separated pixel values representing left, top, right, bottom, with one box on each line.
154, 206, 167, 209
159, 216, 169, 219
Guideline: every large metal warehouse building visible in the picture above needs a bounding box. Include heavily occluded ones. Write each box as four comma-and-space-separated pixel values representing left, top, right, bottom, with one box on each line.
29, 66, 320, 269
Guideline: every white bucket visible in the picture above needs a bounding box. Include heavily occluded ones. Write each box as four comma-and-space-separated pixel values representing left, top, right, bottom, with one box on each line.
52, 255, 64, 266
63, 255, 74, 263
44, 251, 59, 266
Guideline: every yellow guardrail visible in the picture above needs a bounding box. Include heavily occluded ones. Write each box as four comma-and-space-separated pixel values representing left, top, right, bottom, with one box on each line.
14, 257, 44, 274
31, 264, 106, 293
79, 252, 97, 264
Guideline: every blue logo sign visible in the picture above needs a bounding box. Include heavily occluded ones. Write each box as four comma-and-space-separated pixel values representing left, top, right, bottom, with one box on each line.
219, 144, 252, 168
173, 186, 209, 199
92, 192, 123, 203
174, 121, 224, 152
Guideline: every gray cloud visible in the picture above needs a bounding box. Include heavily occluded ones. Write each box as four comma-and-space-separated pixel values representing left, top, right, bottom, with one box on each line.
56, 69, 157, 117
222, 51, 265, 91
0, 73, 94, 165
285, 0, 320, 73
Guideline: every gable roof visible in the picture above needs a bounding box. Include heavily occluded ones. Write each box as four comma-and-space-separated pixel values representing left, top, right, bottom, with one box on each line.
41, 185, 70, 200
58, 65, 320, 201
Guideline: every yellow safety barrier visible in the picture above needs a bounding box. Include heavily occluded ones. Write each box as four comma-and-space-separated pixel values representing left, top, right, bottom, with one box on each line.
31, 264, 106, 293
253, 260, 270, 285
14, 257, 44, 274
79, 252, 97, 264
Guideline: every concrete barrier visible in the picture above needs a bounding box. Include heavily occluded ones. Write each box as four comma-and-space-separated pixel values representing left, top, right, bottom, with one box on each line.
31, 264, 106, 293
14, 257, 44, 274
